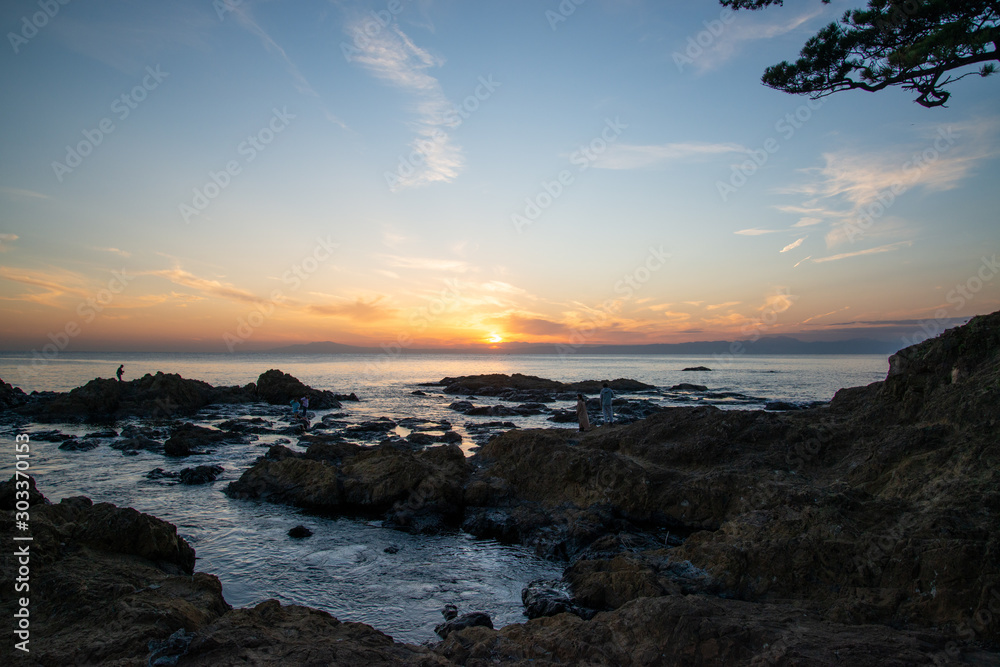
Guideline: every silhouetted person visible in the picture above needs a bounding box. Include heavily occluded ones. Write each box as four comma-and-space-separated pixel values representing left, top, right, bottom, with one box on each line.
116, 365, 124, 382
576, 393, 591, 432
599, 382, 615, 425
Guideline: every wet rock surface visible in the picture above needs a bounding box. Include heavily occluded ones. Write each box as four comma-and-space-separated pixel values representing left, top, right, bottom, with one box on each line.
225, 441, 469, 533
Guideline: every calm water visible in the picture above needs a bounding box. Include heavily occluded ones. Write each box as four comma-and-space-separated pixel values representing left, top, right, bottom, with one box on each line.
0, 352, 888, 642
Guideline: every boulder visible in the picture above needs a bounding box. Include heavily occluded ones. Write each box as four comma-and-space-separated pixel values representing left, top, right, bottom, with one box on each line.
227, 443, 469, 533
434, 611, 493, 639
164, 423, 239, 457
255, 369, 342, 409
179, 464, 225, 485
0, 376, 27, 408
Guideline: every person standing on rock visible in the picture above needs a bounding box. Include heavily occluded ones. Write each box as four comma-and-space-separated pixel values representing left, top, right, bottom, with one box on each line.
299, 395, 309, 417
116, 365, 124, 382
575, 393, 591, 432
599, 382, 615, 426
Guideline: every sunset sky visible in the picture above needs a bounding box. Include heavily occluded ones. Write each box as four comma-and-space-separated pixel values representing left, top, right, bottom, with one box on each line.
1, 0, 998, 353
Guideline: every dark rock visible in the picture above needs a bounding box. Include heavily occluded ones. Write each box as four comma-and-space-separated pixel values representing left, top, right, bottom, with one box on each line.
682, 366, 712, 371
411, 390, 427, 396
164, 423, 239, 457
29, 429, 72, 442
19, 371, 254, 421
465, 404, 518, 417
227, 443, 468, 534
59, 437, 99, 451
434, 611, 493, 639
406, 432, 436, 446
441, 603, 458, 620
669, 383, 708, 391
217, 417, 274, 434
83, 428, 119, 438
765, 400, 805, 411
0, 474, 49, 509
255, 369, 342, 409
179, 465, 224, 485
288, 525, 313, 538
433, 373, 655, 395
0, 376, 28, 408
145, 468, 179, 480
146, 627, 195, 667
521, 579, 595, 620
384, 545, 400, 554
112, 434, 163, 453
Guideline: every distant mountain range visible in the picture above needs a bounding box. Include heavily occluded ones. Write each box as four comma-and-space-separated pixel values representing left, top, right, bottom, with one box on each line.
266, 336, 903, 356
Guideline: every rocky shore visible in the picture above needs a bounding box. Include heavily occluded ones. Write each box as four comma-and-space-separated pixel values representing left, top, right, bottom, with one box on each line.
1, 311, 998, 665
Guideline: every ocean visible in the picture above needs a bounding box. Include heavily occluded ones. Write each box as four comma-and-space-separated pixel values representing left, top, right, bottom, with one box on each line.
0, 351, 889, 642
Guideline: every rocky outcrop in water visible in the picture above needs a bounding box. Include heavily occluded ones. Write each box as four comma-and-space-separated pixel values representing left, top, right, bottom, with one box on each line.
226, 441, 469, 533
254, 369, 343, 409
426, 373, 656, 397
10, 369, 346, 422
0, 376, 27, 409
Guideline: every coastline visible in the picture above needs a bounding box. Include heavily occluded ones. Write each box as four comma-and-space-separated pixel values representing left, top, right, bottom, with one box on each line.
1, 312, 998, 664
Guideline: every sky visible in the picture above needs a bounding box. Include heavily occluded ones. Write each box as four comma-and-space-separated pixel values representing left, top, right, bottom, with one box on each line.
0, 0, 998, 354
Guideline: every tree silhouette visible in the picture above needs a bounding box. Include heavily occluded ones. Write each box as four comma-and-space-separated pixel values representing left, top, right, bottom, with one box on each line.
721, 0, 999, 107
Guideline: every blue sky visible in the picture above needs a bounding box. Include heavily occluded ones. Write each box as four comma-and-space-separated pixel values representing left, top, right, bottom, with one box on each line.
1, 0, 997, 352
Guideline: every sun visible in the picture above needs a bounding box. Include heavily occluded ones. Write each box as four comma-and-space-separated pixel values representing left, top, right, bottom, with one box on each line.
487, 333, 504, 344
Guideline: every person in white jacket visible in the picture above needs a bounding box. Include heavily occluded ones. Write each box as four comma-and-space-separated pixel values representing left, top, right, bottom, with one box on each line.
599, 382, 615, 425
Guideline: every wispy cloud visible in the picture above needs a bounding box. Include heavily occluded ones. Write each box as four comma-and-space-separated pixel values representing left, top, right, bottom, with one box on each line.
793, 217, 822, 228
686, 9, 825, 74
0, 188, 48, 200
592, 142, 747, 170
308, 296, 396, 321
706, 301, 741, 311
147, 268, 268, 305
780, 237, 806, 253
379, 254, 472, 273
793, 255, 812, 268
0, 234, 19, 252
89, 246, 132, 257
343, 17, 462, 188
0, 266, 90, 306
735, 228, 780, 236
776, 118, 999, 247
811, 241, 913, 264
